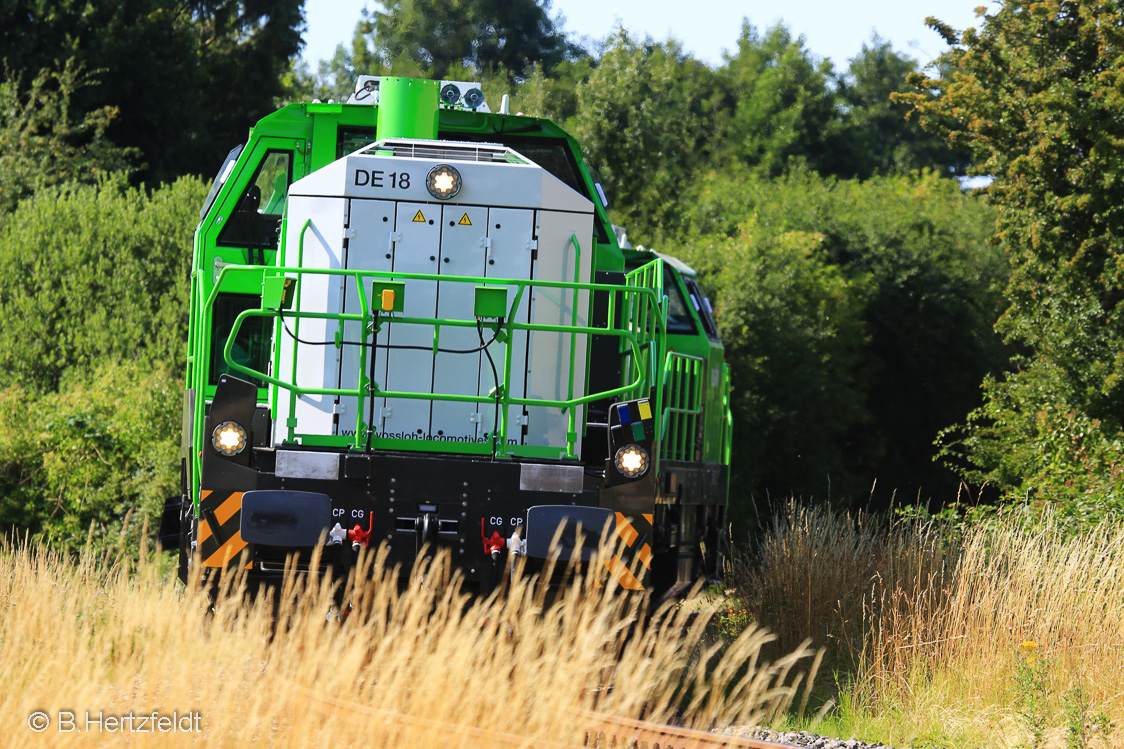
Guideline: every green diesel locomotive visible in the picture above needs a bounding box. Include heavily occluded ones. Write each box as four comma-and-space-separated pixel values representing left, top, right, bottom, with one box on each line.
163, 76, 731, 596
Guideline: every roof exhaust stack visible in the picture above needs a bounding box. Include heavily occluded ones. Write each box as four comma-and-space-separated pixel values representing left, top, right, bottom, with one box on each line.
375, 77, 440, 141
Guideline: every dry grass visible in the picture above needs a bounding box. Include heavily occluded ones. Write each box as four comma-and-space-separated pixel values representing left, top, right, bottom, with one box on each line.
0, 535, 819, 747
731, 501, 957, 673
735, 502, 1124, 748
857, 517, 1124, 748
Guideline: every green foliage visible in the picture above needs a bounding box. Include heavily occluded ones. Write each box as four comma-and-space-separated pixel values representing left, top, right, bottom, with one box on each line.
0, 175, 201, 553
356, 0, 579, 79
1062, 682, 1114, 749
572, 30, 723, 230
1014, 644, 1052, 748
0, 0, 306, 182
835, 38, 966, 179
903, 1, 1124, 518
0, 175, 205, 393
717, 23, 840, 178
0, 62, 136, 215
677, 169, 1005, 507
680, 214, 868, 505
0, 362, 181, 552
510, 59, 594, 128
940, 369, 1124, 525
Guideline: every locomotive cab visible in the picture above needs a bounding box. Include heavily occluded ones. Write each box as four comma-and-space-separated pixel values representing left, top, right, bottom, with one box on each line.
168, 76, 732, 597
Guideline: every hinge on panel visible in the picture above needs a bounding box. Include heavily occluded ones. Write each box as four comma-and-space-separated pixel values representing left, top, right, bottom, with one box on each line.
389, 231, 402, 252
345, 227, 357, 239
469, 412, 482, 424
514, 412, 529, 427
213, 257, 230, 283
480, 236, 492, 261
525, 238, 538, 251
379, 407, 393, 418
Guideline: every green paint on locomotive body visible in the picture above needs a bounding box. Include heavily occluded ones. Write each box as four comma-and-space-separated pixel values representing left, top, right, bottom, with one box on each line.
185, 82, 729, 515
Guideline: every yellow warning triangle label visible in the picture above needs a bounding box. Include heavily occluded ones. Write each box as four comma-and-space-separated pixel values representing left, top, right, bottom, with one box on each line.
412, 210, 426, 223
458, 213, 472, 226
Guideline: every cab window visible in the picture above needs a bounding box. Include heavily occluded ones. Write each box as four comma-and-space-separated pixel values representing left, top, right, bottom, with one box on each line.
200, 144, 243, 221
684, 277, 719, 340
210, 294, 272, 387
217, 150, 292, 250
339, 127, 377, 158
664, 267, 697, 335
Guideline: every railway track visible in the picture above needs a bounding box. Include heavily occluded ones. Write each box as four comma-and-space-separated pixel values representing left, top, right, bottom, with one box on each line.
296, 684, 798, 748
579, 710, 800, 749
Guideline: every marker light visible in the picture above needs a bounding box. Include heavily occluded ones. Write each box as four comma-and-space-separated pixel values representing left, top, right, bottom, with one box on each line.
212, 421, 248, 456
613, 444, 649, 478
426, 164, 461, 200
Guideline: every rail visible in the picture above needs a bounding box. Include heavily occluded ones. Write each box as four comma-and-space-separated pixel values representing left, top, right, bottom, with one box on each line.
292, 683, 798, 749
579, 710, 799, 749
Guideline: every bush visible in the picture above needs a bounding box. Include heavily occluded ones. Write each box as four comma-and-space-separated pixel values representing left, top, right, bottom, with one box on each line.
0, 174, 202, 550
0, 174, 204, 392
676, 168, 1006, 512
0, 363, 182, 552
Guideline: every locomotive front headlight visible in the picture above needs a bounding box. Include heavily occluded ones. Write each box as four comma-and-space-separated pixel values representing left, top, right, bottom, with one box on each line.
212, 421, 247, 456
613, 444, 649, 478
426, 164, 461, 200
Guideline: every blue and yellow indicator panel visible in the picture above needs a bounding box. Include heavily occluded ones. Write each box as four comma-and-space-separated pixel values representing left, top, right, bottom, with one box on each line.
610, 398, 654, 445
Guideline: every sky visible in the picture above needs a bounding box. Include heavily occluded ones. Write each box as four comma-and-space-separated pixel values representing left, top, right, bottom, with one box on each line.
301, 0, 994, 70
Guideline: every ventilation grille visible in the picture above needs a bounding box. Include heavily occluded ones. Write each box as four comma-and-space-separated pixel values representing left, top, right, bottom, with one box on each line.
376, 139, 525, 165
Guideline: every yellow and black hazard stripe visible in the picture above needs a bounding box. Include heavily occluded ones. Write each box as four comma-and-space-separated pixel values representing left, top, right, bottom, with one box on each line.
601, 512, 655, 591
196, 490, 252, 569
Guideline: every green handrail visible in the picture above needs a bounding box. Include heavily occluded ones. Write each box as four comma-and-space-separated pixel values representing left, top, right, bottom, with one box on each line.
564, 233, 581, 457
721, 362, 733, 468
205, 259, 667, 457
660, 353, 705, 462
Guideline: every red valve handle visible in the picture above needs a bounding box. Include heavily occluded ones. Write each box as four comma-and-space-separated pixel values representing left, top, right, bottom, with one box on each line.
480, 518, 505, 555
348, 513, 375, 548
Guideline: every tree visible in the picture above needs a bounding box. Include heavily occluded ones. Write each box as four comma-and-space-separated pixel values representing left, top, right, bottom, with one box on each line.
0, 362, 182, 551
510, 58, 594, 130
0, 62, 136, 215
679, 168, 1005, 512
572, 30, 723, 232
717, 22, 841, 177
0, 0, 305, 182
360, 0, 579, 78
900, 1, 1124, 519
680, 217, 869, 524
834, 37, 966, 179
